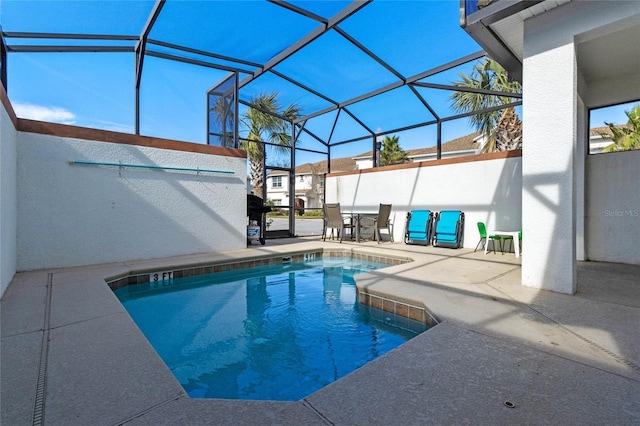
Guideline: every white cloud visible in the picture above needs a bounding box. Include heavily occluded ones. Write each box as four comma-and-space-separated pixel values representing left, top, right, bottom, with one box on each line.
13, 103, 76, 125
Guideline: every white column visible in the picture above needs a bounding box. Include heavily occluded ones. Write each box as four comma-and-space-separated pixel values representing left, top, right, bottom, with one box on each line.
522, 28, 578, 294
575, 95, 586, 262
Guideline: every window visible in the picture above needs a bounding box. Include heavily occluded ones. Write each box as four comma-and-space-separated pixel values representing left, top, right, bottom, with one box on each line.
272, 176, 282, 188
299, 176, 304, 182
589, 100, 640, 154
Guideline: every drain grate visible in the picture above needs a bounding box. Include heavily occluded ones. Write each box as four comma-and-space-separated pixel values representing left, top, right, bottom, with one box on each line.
33, 274, 52, 426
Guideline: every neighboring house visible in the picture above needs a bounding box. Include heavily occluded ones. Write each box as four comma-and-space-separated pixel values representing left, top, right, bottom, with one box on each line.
588, 126, 615, 154
265, 157, 356, 211
353, 132, 483, 169
408, 132, 483, 162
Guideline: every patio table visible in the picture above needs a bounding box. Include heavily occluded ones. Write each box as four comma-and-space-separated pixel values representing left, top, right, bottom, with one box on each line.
485, 230, 521, 258
348, 212, 377, 242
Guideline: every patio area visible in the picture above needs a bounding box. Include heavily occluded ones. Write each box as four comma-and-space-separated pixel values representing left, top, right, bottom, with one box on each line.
2, 238, 639, 425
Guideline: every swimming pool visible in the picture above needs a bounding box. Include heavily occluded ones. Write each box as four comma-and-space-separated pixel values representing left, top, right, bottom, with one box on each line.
114, 256, 427, 401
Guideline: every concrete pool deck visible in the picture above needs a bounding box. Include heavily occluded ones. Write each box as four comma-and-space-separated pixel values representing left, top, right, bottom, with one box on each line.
2, 238, 639, 425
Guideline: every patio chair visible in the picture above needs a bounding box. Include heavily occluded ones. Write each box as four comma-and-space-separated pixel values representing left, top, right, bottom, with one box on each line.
360, 204, 394, 243
433, 210, 465, 248
502, 229, 522, 254
322, 203, 354, 243
474, 222, 503, 254
404, 210, 433, 245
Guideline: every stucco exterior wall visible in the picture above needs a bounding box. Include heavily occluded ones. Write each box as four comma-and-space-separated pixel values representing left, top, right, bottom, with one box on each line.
325, 153, 522, 247
586, 150, 640, 264
1, 91, 18, 296
522, 0, 640, 293
17, 132, 248, 271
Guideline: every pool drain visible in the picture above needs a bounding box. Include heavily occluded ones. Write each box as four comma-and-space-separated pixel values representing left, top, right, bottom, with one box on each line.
504, 401, 515, 408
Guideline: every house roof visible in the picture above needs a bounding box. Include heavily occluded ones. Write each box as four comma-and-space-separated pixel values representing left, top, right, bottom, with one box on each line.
295, 157, 357, 174
590, 126, 614, 137
353, 131, 482, 159
406, 132, 481, 156
268, 157, 356, 177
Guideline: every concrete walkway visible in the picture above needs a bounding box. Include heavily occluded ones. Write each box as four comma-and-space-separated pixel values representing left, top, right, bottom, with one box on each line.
2, 238, 639, 425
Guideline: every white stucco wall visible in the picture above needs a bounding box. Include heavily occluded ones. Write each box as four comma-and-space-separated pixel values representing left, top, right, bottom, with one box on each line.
325, 154, 522, 247
1, 97, 18, 296
17, 133, 247, 271
522, 0, 640, 293
586, 150, 640, 264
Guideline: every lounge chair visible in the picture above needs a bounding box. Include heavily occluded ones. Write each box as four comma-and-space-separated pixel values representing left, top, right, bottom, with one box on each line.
322, 203, 355, 243
433, 210, 464, 248
360, 203, 393, 243
404, 210, 433, 245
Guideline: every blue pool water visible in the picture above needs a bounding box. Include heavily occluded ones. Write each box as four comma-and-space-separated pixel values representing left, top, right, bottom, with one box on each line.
114, 257, 427, 401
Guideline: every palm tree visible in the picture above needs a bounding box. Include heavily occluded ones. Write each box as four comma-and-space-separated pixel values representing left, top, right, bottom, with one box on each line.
241, 93, 301, 195
210, 95, 235, 147
450, 58, 522, 152
600, 104, 640, 153
380, 135, 408, 166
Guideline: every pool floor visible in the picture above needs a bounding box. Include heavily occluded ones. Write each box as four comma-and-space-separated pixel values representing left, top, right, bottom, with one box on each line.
115, 257, 427, 400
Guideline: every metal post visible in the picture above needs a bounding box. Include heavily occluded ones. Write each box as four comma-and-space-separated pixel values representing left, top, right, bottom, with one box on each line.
233, 71, 239, 149
134, 51, 140, 135
324, 145, 331, 207
1, 28, 7, 91
437, 121, 442, 160
289, 122, 296, 237
373, 135, 380, 167
261, 142, 267, 240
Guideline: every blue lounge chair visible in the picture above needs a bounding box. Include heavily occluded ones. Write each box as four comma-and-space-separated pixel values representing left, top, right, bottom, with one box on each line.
404, 210, 433, 245
433, 210, 465, 248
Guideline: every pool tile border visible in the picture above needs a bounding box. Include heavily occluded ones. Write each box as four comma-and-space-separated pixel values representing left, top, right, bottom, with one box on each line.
106, 249, 435, 326
357, 291, 438, 328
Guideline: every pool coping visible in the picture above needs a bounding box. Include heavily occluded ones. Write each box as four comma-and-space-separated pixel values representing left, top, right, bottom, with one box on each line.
105, 248, 412, 288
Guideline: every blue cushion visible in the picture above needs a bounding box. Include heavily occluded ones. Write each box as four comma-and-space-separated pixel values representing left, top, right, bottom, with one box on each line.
407, 210, 431, 241
435, 211, 461, 243
407, 210, 430, 233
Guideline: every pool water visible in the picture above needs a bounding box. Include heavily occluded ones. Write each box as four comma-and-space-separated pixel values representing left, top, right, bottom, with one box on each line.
114, 257, 427, 401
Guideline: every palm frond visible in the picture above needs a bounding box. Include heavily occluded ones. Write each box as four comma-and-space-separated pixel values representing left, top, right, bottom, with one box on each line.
600, 105, 640, 152
450, 58, 522, 151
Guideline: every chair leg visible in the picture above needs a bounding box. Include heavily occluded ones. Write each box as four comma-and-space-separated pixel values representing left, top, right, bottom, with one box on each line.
474, 237, 485, 252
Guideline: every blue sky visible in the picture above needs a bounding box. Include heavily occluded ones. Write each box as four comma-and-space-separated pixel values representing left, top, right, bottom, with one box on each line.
2, 0, 635, 166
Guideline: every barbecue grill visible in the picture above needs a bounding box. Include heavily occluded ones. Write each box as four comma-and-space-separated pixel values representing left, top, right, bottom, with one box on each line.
247, 194, 271, 245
